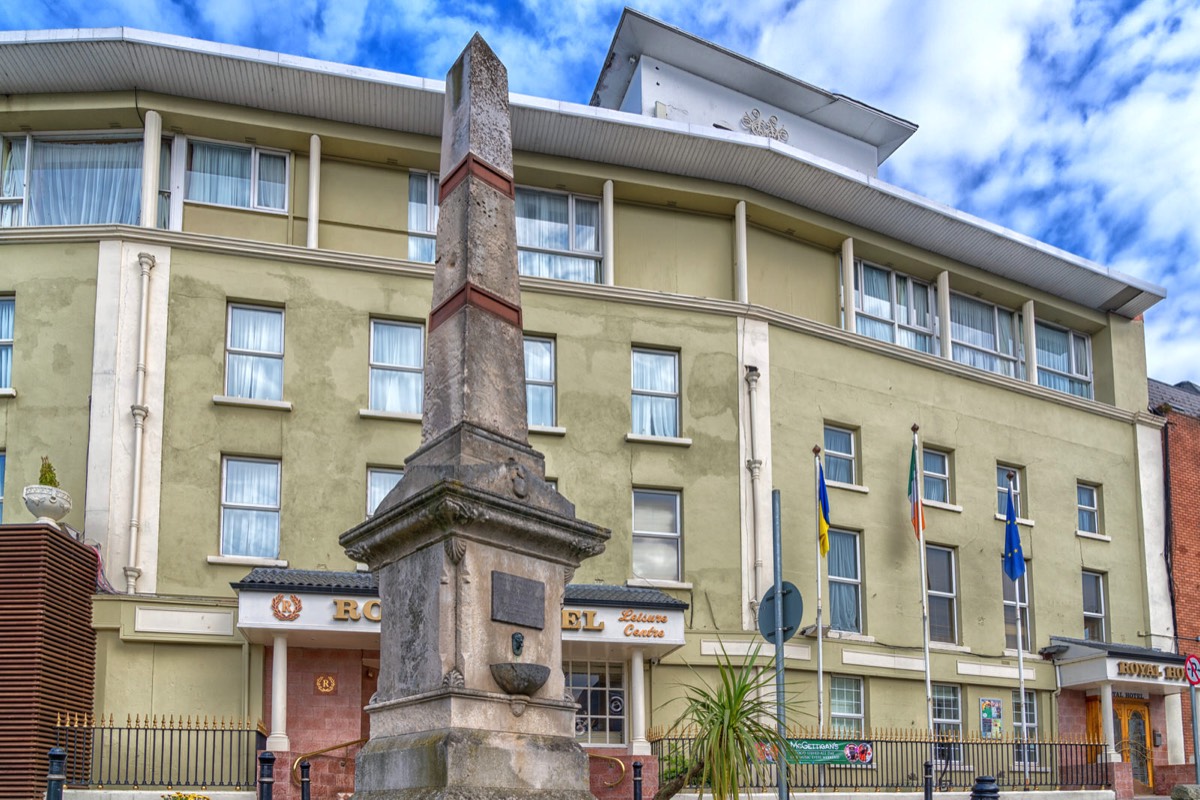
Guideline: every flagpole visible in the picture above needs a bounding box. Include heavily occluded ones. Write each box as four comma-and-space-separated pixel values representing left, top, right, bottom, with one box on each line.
1008, 472, 1030, 787
813, 447, 825, 738
913, 425, 934, 740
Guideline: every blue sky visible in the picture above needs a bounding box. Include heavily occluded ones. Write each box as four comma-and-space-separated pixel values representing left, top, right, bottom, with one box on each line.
4, 0, 1198, 385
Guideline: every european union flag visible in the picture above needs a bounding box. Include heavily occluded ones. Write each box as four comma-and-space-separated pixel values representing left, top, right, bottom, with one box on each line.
1003, 484, 1025, 581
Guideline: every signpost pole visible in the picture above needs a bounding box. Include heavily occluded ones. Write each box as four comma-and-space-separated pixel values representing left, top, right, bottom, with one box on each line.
1185, 654, 1200, 784
772, 489, 786, 800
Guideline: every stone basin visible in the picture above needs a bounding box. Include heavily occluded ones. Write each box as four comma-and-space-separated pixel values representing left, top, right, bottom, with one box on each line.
490, 662, 550, 696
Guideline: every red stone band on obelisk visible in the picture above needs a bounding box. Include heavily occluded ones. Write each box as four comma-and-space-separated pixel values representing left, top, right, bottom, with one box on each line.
428, 281, 522, 333
438, 152, 515, 202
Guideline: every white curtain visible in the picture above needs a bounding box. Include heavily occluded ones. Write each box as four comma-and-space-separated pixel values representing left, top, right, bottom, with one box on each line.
516, 190, 598, 282
573, 198, 600, 251
631, 351, 678, 437
227, 307, 283, 400
950, 294, 996, 350
858, 264, 892, 320
257, 152, 287, 210
370, 321, 423, 413
0, 298, 12, 388
823, 428, 854, 484
1, 137, 25, 227
187, 142, 250, 207
828, 531, 860, 632
27, 140, 142, 226
524, 338, 555, 427
633, 491, 679, 581
222, 459, 280, 558
922, 451, 948, 503
516, 189, 569, 249
518, 251, 599, 282
367, 469, 404, 516
157, 143, 171, 228
408, 173, 438, 263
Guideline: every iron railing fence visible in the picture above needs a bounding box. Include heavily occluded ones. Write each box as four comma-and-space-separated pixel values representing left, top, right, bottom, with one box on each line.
54, 713, 264, 790
650, 727, 1111, 792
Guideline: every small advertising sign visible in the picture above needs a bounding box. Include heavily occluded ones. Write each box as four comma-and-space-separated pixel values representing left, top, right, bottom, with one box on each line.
980, 697, 1004, 738
756, 739, 874, 765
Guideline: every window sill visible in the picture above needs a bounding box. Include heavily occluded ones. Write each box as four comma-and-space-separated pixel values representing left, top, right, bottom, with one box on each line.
923, 499, 963, 513
627, 578, 693, 590
624, 433, 692, 447
530, 425, 567, 437
213, 395, 293, 411
0, 387, 15, 398
826, 630, 875, 643
185, 199, 288, 217
994, 513, 1035, 528
929, 641, 972, 653
207, 555, 288, 567
359, 409, 421, 422
1076, 530, 1111, 542
827, 480, 869, 494
1003, 648, 1038, 658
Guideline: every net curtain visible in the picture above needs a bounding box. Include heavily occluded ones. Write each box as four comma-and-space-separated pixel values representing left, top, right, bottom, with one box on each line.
222, 460, 280, 558
227, 307, 283, 400
370, 322, 423, 414
188, 142, 251, 207
27, 140, 142, 226
828, 531, 860, 632
0, 298, 13, 387
524, 338, 555, 426
631, 351, 678, 437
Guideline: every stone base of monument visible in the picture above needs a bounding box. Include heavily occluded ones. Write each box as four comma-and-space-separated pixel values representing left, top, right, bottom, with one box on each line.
352, 727, 596, 800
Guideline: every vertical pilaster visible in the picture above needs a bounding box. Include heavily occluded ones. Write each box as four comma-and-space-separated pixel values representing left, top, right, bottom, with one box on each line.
139, 111, 162, 228
840, 238, 855, 332
937, 271, 952, 358
266, 634, 290, 752
602, 180, 615, 286
307, 134, 321, 249
1101, 684, 1118, 761
630, 648, 649, 755
735, 201, 748, 304
1023, 300, 1037, 383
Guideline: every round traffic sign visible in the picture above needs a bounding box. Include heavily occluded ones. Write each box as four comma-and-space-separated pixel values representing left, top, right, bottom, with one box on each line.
758, 581, 803, 644
1185, 654, 1200, 687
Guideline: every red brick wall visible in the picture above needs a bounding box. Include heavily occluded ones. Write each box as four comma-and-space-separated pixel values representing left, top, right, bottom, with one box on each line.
587, 748, 658, 800
1165, 409, 1200, 761
1112, 760, 1134, 800
1058, 690, 1089, 738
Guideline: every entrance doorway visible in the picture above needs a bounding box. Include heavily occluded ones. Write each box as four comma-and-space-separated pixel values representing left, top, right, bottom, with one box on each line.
1087, 697, 1153, 793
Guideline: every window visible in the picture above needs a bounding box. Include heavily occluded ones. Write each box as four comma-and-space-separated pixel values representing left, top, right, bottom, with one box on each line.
932, 684, 963, 762
823, 425, 856, 485
631, 349, 679, 437
369, 320, 424, 414
565, 660, 624, 745
221, 457, 281, 558
922, 448, 951, 504
830, 676, 864, 736
0, 296, 12, 388
950, 293, 1023, 379
632, 489, 681, 581
186, 140, 287, 211
0, 451, 6, 522
996, 465, 1024, 517
854, 261, 937, 353
524, 336, 556, 427
1035, 322, 1092, 399
926, 545, 958, 643
1012, 689, 1039, 764
1077, 483, 1100, 533
1, 134, 144, 226
516, 187, 601, 283
408, 171, 438, 263
829, 530, 861, 633
1082, 571, 1106, 641
226, 305, 284, 401
367, 468, 404, 517
1003, 562, 1031, 650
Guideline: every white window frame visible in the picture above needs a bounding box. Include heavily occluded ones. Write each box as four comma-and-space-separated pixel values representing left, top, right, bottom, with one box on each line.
368, 319, 425, 415
184, 137, 290, 213
1002, 562, 1031, 651
1035, 321, 1092, 399
997, 464, 1024, 517
1082, 571, 1107, 641
631, 348, 680, 438
407, 170, 438, 263
830, 675, 864, 737
220, 456, 281, 559
1012, 689, 1039, 764
828, 529, 862, 634
932, 684, 963, 763
565, 659, 626, 746
632, 488, 682, 582
1077, 483, 1100, 534
0, 296, 12, 389
524, 336, 557, 428
949, 292, 1024, 379
823, 425, 857, 485
515, 186, 602, 284
225, 304, 285, 401
926, 545, 958, 644
922, 447, 951, 504
854, 260, 938, 353
366, 467, 405, 517
0, 450, 6, 523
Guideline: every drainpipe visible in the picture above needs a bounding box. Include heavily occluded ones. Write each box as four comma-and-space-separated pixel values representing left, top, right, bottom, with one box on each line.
123, 252, 156, 594
602, 180, 614, 285
306, 134, 321, 249
735, 201, 748, 304
745, 366, 763, 613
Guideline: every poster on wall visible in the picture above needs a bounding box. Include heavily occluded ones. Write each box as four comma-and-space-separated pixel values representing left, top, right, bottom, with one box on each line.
980, 697, 1004, 738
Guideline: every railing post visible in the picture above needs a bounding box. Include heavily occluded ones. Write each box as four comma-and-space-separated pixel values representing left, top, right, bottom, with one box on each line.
923, 760, 933, 800
258, 751, 276, 800
46, 747, 67, 800
632, 760, 643, 800
300, 758, 311, 800
970, 775, 999, 800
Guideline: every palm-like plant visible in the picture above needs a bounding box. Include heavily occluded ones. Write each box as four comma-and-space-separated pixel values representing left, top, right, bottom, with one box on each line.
656, 643, 798, 800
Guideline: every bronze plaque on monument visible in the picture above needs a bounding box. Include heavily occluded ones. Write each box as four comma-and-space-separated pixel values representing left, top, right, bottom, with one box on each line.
491, 571, 545, 630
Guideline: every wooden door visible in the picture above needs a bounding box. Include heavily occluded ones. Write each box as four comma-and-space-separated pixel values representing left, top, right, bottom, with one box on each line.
1114, 700, 1153, 793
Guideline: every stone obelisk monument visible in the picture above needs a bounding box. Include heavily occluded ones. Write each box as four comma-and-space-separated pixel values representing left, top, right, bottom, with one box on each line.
340, 34, 609, 800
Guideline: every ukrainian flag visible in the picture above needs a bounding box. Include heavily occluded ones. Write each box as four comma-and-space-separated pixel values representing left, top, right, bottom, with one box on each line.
818, 463, 831, 558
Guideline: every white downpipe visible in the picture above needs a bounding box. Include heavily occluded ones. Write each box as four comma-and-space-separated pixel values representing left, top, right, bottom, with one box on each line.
745, 367, 764, 612
307, 134, 321, 249
735, 201, 748, 303
840, 239, 855, 332
266, 634, 291, 751
602, 180, 614, 285
1022, 299, 1037, 383
123, 252, 156, 594
139, 111, 162, 228
937, 271, 952, 358
630, 648, 649, 755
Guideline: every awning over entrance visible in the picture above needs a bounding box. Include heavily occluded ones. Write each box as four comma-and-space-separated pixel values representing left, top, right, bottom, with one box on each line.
1042, 636, 1188, 695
